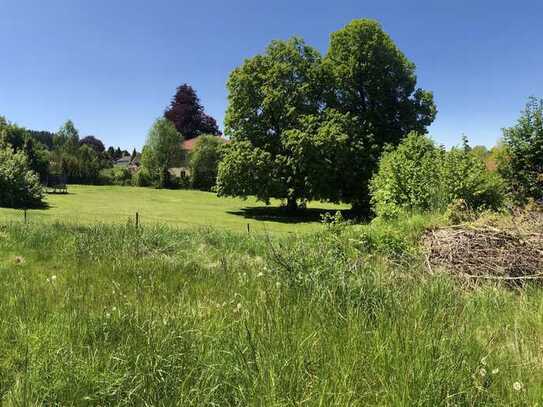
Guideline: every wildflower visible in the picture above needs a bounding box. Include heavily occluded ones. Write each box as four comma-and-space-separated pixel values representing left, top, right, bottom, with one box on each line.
14, 256, 25, 265
234, 303, 242, 313
112, 306, 117, 312
480, 356, 487, 366
479, 368, 487, 377
105, 312, 111, 319
275, 281, 281, 288
513, 381, 523, 391
492, 368, 499, 375
51, 275, 57, 281
256, 271, 264, 278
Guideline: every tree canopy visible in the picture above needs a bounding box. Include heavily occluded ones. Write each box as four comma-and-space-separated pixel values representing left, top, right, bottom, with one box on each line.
0, 116, 49, 181
55, 120, 80, 151
80, 135, 106, 153
141, 118, 182, 188
0, 141, 44, 208
218, 37, 326, 210
499, 97, 543, 201
190, 135, 225, 191
164, 84, 220, 139
217, 19, 436, 212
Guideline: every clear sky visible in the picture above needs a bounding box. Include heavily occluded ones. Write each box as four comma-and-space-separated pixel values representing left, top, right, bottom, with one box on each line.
1, 0, 542, 150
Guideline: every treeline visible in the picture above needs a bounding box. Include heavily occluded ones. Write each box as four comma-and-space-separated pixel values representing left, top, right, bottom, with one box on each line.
136, 83, 224, 190
0, 116, 137, 207
3, 18, 541, 214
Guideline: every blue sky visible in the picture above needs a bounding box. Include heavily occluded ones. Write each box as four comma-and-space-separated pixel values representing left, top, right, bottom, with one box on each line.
1, 0, 542, 150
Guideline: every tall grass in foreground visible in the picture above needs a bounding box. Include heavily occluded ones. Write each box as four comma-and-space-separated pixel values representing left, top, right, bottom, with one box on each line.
0, 218, 542, 405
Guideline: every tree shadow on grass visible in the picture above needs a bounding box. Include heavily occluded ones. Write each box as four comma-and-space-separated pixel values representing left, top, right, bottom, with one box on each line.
1, 201, 51, 211
227, 206, 361, 224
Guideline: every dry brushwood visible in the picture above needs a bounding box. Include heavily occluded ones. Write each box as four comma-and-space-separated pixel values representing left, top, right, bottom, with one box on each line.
424, 211, 543, 282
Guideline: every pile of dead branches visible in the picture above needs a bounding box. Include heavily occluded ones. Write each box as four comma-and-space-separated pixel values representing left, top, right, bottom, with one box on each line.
424, 211, 543, 282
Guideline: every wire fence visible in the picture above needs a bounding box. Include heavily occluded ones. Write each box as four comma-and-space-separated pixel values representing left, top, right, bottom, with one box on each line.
0, 185, 347, 234
0, 207, 314, 235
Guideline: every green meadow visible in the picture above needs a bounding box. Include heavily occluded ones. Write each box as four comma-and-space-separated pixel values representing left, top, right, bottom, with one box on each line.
1, 216, 542, 405
0, 185, 347, 233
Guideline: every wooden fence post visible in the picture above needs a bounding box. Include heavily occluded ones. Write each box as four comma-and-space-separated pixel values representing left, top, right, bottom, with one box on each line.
136, 212, 139, 228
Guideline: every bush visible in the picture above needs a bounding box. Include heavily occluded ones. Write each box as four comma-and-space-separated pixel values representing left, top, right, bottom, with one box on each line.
190, 135, 224, 191
370, 133, 445, 218
168, 174, 191, 190
100, 167, 133, 186
132, 168, 153, 187
0, 144, 44, 208
499, 97, 543, 202
370, 132, 505, 219
441, 147, 505, 210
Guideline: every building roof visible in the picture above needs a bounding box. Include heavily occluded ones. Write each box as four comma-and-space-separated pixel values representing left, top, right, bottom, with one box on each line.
115, 155, 132, 163
181, 135, 229, 151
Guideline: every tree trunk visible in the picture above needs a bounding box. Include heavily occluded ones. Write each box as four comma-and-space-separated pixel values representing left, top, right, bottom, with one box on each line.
350, 197, 371, 218
286, 197, 298, 212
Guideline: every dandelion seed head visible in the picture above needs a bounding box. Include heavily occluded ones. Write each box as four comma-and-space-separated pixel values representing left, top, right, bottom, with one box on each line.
513, 381, 523, 391
492, 368, 499, 375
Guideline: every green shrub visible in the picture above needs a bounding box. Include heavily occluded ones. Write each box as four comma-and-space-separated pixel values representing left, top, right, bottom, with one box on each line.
370, 132, 504, 219
190, 135, 224, 191
132, 168, 153, 187
168, 174, 191, 189
499, 97, 543, 202
100, 166, 133, 186
441, 147, 505, 211
0, 144, 44, 208
370, 133, 445, 218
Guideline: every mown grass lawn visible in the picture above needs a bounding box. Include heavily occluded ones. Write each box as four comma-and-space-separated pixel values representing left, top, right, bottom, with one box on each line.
0, 185, 348, 233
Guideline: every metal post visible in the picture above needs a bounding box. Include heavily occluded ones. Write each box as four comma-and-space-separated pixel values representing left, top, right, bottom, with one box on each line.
136, 212, 139, 228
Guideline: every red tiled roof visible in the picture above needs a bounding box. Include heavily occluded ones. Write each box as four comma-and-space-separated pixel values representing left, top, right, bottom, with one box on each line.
181, 135, 229, 151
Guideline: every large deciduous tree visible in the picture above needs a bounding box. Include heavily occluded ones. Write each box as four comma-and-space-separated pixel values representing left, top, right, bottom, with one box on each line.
189, 135, 225, 191
217, 37, 326, 210
217, 20, 436, 213
55, 120, 80, 151
164, 84, 220, 139
141, 118, 182, 188
80, 135, 106, 153
324, 19, 436, 212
